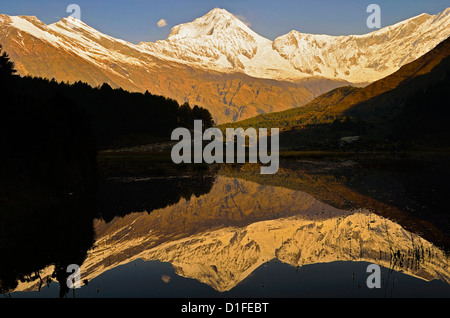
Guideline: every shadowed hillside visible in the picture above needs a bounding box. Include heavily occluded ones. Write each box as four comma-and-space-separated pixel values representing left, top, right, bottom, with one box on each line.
223, 37, 450, 151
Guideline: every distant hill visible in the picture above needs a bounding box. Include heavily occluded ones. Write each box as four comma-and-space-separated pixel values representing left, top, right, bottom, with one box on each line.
219, 85, 361, 131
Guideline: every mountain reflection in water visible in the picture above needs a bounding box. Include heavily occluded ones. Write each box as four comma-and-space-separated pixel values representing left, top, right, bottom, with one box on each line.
9, 157, 450, 297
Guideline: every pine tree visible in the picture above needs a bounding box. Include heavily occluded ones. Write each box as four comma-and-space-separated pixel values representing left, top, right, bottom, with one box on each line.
0, 44, 17, 77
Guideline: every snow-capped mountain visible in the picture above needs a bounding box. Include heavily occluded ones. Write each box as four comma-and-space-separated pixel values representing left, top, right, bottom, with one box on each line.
0, 8, 449, 123
273, 8, 450, 83
0, 12, 345, 124
139, 8, 302, 80
140, 7, 450, 83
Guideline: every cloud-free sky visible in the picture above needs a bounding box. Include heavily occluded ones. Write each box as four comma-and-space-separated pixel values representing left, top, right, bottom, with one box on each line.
1, 0, 448, 44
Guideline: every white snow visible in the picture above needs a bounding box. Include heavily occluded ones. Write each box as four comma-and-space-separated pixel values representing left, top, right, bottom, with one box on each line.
9, 16, 60, 46
4, 7, 450, 84
136, 8, 450, 83
271, 7, 450, 83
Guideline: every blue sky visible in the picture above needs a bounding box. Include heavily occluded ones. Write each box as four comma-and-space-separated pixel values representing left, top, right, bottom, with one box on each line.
1, 0, 449, 43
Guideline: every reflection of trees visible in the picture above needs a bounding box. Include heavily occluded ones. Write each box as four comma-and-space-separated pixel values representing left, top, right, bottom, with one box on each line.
0, 93, 98, 297
0, 193, 97, 297
96, 158, 217, 222
98, 174, 216, 222
0, 167, 217, 296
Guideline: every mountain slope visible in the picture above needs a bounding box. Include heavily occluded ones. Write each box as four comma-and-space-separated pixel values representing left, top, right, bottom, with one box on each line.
219, 85, 361, 130
330, 36, 450, 120
139, 8, 302, 80
226, 36, 450, 149
0, 8, 449, 123
273, 8, 450, 83
0, 13, 347, 123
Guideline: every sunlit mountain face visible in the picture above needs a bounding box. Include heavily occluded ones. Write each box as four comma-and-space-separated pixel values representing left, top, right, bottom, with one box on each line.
9, 158, 450, 298
0, 8, 449, 123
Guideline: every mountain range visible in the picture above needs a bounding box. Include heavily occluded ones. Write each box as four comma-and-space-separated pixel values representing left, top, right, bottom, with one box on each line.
1, 8, 449, 123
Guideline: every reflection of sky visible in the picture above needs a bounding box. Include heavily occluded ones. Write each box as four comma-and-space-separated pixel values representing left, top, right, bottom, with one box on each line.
13, 259, 450, 298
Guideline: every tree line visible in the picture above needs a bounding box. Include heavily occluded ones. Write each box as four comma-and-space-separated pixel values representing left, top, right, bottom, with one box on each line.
0, 44, 215, 150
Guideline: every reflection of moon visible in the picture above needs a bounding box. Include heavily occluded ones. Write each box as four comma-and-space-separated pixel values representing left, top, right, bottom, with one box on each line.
161, 275, 171, 283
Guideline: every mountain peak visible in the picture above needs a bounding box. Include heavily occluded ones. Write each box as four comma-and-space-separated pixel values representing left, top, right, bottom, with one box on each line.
51, 16, 94, 31
197, 8, 243, 25
205, 8, 235, 18
168, 7, 257, 40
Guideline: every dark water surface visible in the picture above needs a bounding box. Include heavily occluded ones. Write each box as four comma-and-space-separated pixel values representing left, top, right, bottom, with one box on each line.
3, 154, 450, 298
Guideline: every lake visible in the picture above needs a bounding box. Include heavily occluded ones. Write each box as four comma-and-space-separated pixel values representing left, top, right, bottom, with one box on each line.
4, 153, 450, 298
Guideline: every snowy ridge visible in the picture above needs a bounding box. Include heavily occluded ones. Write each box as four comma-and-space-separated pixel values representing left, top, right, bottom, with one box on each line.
138, 8, 301, 80
140, 7, 450, 83
273, 7, 450, 83
9, 15, 60, 45
2, 15, 149, 74
1, 8, 449, 83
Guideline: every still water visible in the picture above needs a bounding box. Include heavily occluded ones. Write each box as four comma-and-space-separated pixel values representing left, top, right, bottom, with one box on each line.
4, 155, 450, 298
